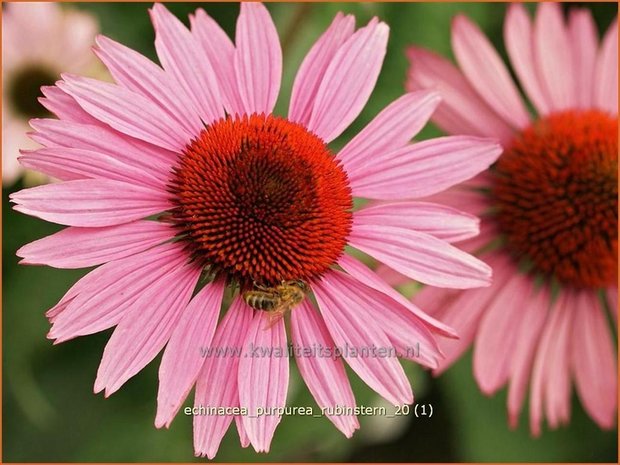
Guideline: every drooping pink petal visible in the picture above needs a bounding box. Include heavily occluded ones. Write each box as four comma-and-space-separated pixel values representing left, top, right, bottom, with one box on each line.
94, 261, 201, 396
529, 292, 574, 436
191, 8, 245, 115
406, 47, 514, 143
58, 74, 192, 152
193, 298, 253, 459
44, 256, 122, 325
10, 179, 170, 227
348, 136, 502, 200
413, 252, 514, 373
16, 220, 174, 268
150, 4, 224, 125
594, 20, 618, 114
452, 15, 530, 129
290, 300, 359, 437
349, 223, 492, 289
29, 118, 176, 168
339, 254, 457, 338
507, 285, 550, 429
19, 147, 167, 189
327, 266, 442, 369
571, 291, 617, 430
235, 416, 251, 449
239, 311, 289, 453
312, 270, 413, 405
353, 200, 480, 243
533, 3, 575, 111
307, 18, 389, 143
473, 272, 535, 395
48, 243, 190, 342
156, 278, 226, 428
288, 12, 355, 126
94, 35, 204, 136
234, 3, 282, 115
503, 3, 551, 115
337, 91, 441, 180
568, 9, 598, 109
39, 85, 102, 125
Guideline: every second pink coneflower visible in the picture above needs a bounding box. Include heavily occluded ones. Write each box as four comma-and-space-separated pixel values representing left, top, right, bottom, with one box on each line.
403, 2, 617, 435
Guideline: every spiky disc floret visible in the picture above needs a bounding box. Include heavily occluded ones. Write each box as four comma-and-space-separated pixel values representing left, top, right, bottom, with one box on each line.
169, 113, 353, 287
493, 110, 618, 288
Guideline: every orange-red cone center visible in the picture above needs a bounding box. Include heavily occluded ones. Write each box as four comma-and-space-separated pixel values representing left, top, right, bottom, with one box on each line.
169, 113, 353, 288
493, 110, 618, 289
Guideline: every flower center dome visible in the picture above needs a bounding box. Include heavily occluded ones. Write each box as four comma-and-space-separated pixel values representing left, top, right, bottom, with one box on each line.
493, 110, 618, 289
169, 113, 353, 288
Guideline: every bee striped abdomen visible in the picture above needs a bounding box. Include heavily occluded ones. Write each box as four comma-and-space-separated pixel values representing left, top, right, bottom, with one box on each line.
243, 291, 281, 311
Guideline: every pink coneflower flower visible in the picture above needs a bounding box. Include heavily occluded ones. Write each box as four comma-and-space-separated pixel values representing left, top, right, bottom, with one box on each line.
12, 3, 501, 458
2, 2, 100, 185
403, 3, 617, 435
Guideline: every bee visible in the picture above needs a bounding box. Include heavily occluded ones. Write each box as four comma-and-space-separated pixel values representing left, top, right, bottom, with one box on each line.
243, 280, 308, 328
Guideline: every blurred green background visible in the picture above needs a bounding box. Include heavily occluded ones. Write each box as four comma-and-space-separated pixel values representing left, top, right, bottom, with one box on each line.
3, 2, 618, 462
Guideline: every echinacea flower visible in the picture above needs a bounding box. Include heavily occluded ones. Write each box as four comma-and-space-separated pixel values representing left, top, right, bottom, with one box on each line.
12, 3, 501, 458
2, 2, 100, 185
403, 3, 618, 435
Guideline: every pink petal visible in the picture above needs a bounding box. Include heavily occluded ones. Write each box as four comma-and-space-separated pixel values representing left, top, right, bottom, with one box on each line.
29, 118, 176, 168
473, 272, 535, 395
533, 3, 575, 111
328, 266, 442, 369
451, 15, 530, 129
39, 85, 102, 125
239, 311, 289, 453
94, 261, 201, 396
503, 3, 550, 115
373, 263, 410, 288
58, 74, 192, 152
156, 278, 226, 428
191, 9, 245, 115
594, 20, 618, 114
193, 298, 253, 459
19, 147, 167, 190
234, 3, 282, 115
288, 12, 355, 126
413, 252, 514, 374
10, 179, 170, 227
236, 416, 251, 448
405, 47, 514, 143
568, 9, 598, 109
337, 91, 441, 180
48, 243, 190, 342
290, 300, 359, 437
307, 18, 389, 143
94, 35, 204, 136
353, 200, 480, 243
417, 183, 491, 220
571, 291, 617, 430
312, 270, 413, 405
529, 292, 574, 436
339, 254, 457, 338
349, 222, 492, 289
149, 4, 224, 125
17, 220, 174, 268
506, 285, 550, 429
349, 136, 502, 200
